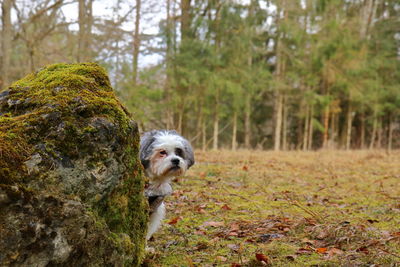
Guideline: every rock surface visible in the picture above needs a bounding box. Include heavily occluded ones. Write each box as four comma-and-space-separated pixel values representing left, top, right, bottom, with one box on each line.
0, 63, 147, 266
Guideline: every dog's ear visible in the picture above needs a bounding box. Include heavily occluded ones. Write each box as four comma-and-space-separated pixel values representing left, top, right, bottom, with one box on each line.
140, 131, 158, 169
182, 139, 195, 168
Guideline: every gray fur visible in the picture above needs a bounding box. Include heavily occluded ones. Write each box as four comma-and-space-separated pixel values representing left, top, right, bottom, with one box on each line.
139, 130, 195, 170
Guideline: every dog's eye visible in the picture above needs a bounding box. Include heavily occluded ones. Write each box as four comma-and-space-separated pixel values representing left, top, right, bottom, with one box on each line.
175, 148, 183, 157
160, 150, 167, 156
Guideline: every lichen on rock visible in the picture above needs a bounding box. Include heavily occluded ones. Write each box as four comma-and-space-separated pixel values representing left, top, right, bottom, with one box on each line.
0, 63, 148, 266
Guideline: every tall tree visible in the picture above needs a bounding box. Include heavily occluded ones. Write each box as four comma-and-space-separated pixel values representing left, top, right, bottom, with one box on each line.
78, 0, 93, 62
1, 0, 13, 89
132, 0, 141, 85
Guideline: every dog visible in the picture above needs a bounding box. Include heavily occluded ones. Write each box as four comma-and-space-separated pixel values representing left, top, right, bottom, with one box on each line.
140, 130, 194, 240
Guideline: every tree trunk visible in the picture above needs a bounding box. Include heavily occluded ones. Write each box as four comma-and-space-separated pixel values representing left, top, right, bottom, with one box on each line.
232, 111, 237, 151
330, 112, 336, 149
345, 103, 353, 150
78, 0, 93, 62
78, 0, 86, 62
165, 0, 173, 129
322, 105, 330, 149
308, 104, 314, 150
387, 113, 393, 152
303, 104, 309, 151
282, 94, 288, 150
133, 0, 141, 85
202, 120, 206, 151
212, 105, 219, 150
360, 0, 378, 40
274, 93, 283, 151
377, 117, 382, 149
244, 93, 251, 149
177, 102, 184, 134
180, 0, 192, 41
1, 0, 12, 89
360, 111, 365, 149
369, 112, 378, 149
273, 1, 286, 151
195, 103, 203, 147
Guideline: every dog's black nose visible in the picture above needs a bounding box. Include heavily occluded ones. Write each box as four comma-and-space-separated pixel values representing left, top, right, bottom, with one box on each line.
171, 158, 180, 166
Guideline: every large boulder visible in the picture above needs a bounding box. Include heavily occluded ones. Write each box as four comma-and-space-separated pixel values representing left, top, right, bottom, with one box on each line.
0, 63, 148, 266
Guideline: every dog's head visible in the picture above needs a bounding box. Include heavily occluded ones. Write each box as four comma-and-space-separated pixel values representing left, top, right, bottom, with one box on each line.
140, 130, 194, 181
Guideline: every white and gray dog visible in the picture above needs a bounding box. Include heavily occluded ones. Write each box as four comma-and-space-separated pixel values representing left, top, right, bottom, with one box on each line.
140, 130, 194, 240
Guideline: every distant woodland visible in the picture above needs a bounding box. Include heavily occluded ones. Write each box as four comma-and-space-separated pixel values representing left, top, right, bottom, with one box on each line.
1, 0, 399, 150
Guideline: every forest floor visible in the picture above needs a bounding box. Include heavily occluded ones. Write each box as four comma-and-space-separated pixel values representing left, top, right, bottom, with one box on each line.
144, 150, 400, 266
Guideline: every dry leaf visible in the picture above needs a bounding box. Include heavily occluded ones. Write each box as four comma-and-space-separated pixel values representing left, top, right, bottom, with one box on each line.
221, 204, 232, 210
230, 223, 240, 231
296, 246, 314, 255
216, 256, 227, 262
286, 255, 297, 261
203, 221, 225, 227
255, 253, 270, 264
195, 230, 207, 235
186, 256, 195, 267
356, 246, 369, 254
167, 217, 181, 225
316, 247, 327, 254
227, 243, 240, 251
328, 248, 343, 256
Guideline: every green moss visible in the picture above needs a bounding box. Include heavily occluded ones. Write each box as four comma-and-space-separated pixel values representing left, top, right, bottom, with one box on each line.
0, 63, 147, 266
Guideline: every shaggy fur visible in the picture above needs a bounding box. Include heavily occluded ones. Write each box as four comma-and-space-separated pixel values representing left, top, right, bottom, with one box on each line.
140, 130, 194, 240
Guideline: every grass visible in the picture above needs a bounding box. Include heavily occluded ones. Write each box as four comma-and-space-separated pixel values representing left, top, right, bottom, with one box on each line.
144, 150, 400, 266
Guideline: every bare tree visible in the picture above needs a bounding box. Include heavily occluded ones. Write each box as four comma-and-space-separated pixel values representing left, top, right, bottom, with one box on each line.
132, 0, 141, 85
1, 0, 13, 89
78, 0, 93, 62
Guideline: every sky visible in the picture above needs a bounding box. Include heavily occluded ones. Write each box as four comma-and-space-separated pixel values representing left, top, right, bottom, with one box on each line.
61, 0, 165, 67
4, 0, 272, 67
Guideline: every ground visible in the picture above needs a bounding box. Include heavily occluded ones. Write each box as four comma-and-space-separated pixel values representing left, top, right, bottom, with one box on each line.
144, 150, 400, 266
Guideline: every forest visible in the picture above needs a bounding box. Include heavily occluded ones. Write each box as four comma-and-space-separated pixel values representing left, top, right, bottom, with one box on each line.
1, 0, 399, 151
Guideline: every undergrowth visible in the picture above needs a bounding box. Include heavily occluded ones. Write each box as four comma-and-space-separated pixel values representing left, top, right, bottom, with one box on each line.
144, 150, 400, 266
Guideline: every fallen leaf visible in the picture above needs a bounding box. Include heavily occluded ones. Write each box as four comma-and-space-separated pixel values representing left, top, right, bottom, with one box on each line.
194, 242, 208, 251
242, 165, 249, 171
327, 248, 343, 256
231, 264, 241, 267
196, 205, 206, 214
186, 256, 195, 267
301, 238, 316, 245
255, 253, 270, 264
221, 204, 232, 210
356, 246, 369, 254
227, 243, 240, 251
195, 230, 207, 235
216, 256, 227, 262
167, 217, 181, 225
316, 247, 328, 254
203, 221, 225, 227
210, 237, 220, 244
296, 246, 314, 255
286, 255, 297, 261
230, 223, 240, 231
391, 232, 400, 237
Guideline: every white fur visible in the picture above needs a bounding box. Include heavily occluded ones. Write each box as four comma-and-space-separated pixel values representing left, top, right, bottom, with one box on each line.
141, 130, 194, 241
146, 133, 188, 181
146, 202, 166, 240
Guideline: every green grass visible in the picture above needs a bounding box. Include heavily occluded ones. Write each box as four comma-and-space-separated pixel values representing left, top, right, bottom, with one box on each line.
144, 150, 400, 266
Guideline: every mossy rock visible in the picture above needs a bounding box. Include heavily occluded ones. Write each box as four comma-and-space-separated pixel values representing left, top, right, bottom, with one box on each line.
0, 63, 148, 266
